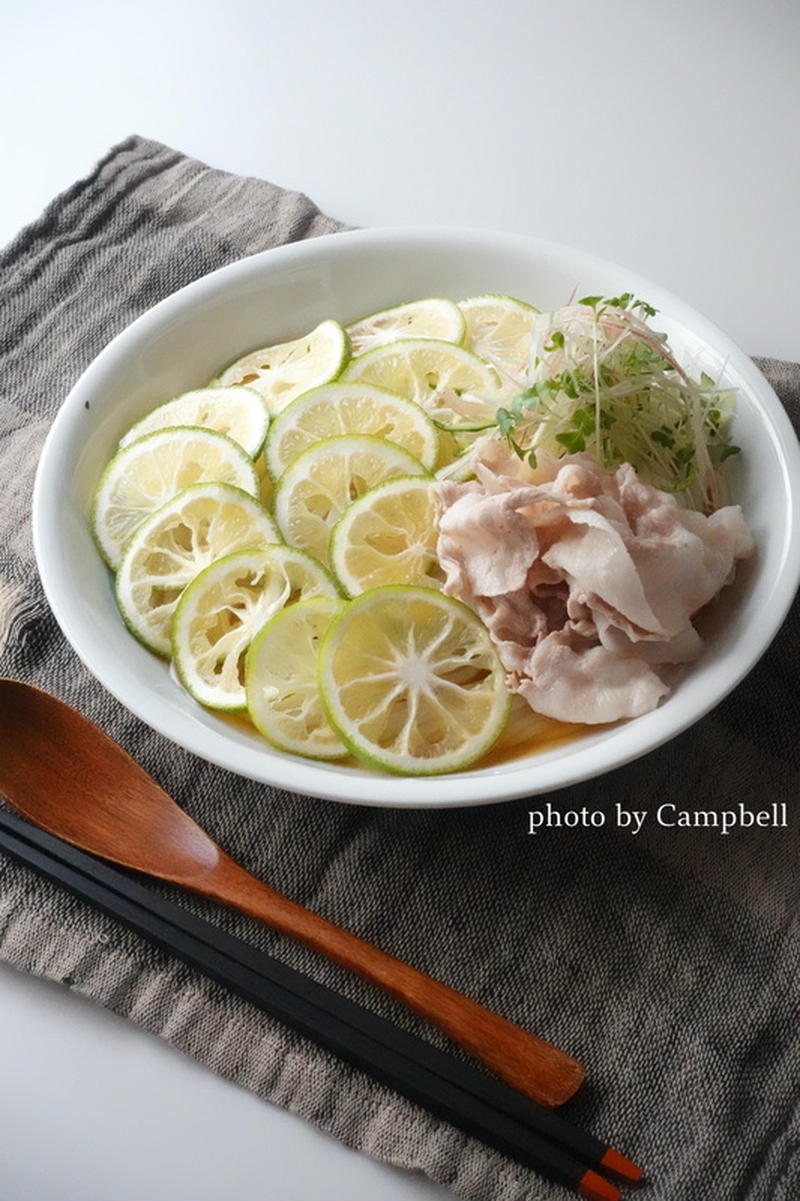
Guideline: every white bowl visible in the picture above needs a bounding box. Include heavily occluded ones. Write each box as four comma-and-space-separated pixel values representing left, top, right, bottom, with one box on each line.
32, 227, 800, 807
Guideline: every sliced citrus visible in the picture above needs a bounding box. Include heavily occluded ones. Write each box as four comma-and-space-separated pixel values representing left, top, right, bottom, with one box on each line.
172, 545, 338, 711
254, 451, 274, 508
343, 339, 501, 430
265, 382, 438, 478
91, 427, 260, 570
434, 428, 484, 478
273, 435, 428, 566
246, 597, 348, 759
459, 294, 538, 392
119, 387, 269, 458
319, 586, 510, 775
218, 320, 349, 413
330, 477, 442, 597
115, 483, 278, 657
346, 298, 466, 355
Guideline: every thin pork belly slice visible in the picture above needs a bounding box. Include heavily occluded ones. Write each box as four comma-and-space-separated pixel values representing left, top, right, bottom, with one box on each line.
472, 438, 610, 496
594, 612, 704, 664
542, 512, 669, 637
477, 589, 550, 675
614, 465, 755, 636
474, 567, 570, 676
436, 488, 540, 597
519, 629, 670, 724
434, 441, 753, 725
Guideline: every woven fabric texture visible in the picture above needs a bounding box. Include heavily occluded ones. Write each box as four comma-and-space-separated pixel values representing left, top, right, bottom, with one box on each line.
1, 136, 798, 1201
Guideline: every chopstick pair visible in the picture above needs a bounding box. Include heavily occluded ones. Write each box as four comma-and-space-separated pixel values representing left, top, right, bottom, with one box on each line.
0, 808, 641, 1199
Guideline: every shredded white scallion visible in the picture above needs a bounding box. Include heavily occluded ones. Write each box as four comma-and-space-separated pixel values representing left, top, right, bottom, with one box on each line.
495, 295, 739, 512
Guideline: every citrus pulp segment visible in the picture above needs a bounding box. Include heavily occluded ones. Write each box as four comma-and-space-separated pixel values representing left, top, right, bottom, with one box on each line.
115, 483, 278, 657
318, 586, 511, 775
273, 435, 428, 567
172, 545, 338, 711
218, 320, 349, 413
330, 477, 442, 597
459, 294, 538, 393
91, 426, 260, 570
246, 597, 348, 759
346, 298, 466, 355
343, 339, 501, 430
264, 382, 438, 478
119, 387, 270, 459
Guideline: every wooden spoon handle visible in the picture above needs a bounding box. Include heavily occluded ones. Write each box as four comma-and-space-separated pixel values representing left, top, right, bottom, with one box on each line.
197, 853, 584, 1107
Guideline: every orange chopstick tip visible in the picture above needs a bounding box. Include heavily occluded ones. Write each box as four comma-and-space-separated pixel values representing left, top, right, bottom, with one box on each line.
600, 1147, 644, 1182
577, 1169, 621, 1201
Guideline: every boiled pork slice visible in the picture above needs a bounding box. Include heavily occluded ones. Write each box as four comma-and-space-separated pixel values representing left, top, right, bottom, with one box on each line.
434, 443, 753, 724
519, 629, 670, 724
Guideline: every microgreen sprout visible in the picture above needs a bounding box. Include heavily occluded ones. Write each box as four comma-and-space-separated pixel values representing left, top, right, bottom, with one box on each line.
496, 295, 739, 511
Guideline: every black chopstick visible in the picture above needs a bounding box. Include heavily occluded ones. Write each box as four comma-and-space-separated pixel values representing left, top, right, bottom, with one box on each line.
0, 808, 639, 1198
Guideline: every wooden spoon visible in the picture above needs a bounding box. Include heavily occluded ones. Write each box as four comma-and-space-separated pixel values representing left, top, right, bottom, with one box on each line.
0, 678, 584, 1107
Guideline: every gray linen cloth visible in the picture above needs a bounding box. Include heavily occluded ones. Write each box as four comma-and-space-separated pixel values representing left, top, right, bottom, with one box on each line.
1, 136, 798, 1201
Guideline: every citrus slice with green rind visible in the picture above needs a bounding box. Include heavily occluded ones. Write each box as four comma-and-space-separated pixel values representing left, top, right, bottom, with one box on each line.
172, 545, 338, 711
92, 426, 260, 570
119, 387, 269, 459
218, 320, 349, 413
115, 483, 278, 656
246, 597, 348, 759
254, 451, 274, 508
330, 477, 442, 597
434, 428, 485, 480
346, 298, 466, 355
318, 586, 510, 775
459, 294, 538, 392
343, 339, 501, 430
273, 435, 428, 566
265, 382, 438, 478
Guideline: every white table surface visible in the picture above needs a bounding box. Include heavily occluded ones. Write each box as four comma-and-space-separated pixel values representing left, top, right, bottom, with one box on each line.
1, 2, 798, 1198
